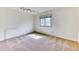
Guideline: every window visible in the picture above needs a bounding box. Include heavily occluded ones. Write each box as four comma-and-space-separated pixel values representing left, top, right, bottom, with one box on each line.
40, 16, 52, 27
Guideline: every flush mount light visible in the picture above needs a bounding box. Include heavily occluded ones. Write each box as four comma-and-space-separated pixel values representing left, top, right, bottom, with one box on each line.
19, 7, 39, 14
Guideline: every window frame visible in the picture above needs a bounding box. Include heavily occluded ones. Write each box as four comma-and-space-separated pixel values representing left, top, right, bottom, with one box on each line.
40, 15, 52, 27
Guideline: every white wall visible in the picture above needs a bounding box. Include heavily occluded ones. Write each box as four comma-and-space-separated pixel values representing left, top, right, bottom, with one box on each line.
35, 8, 78, 41
77, 8, 79, 43
0, 8, 34, 40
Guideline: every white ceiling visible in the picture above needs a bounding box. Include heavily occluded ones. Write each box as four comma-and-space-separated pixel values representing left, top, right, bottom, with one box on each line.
11, 7, 55, 14
24, 7, 53, 13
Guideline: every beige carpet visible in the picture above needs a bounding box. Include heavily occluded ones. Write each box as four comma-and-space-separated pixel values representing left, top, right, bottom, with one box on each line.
0, 33, 78, 51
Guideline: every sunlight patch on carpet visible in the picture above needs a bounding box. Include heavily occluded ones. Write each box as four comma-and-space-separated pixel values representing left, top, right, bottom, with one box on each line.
28, 34, 43, 39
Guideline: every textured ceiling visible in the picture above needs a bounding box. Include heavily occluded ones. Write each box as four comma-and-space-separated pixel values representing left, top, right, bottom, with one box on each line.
10, 7, 55, 14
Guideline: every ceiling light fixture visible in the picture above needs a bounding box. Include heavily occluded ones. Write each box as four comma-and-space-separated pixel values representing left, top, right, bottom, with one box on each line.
19, 7, 39, 14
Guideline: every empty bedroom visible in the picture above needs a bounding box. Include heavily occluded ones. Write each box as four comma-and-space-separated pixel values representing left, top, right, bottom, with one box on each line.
0, 7, 78, 51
